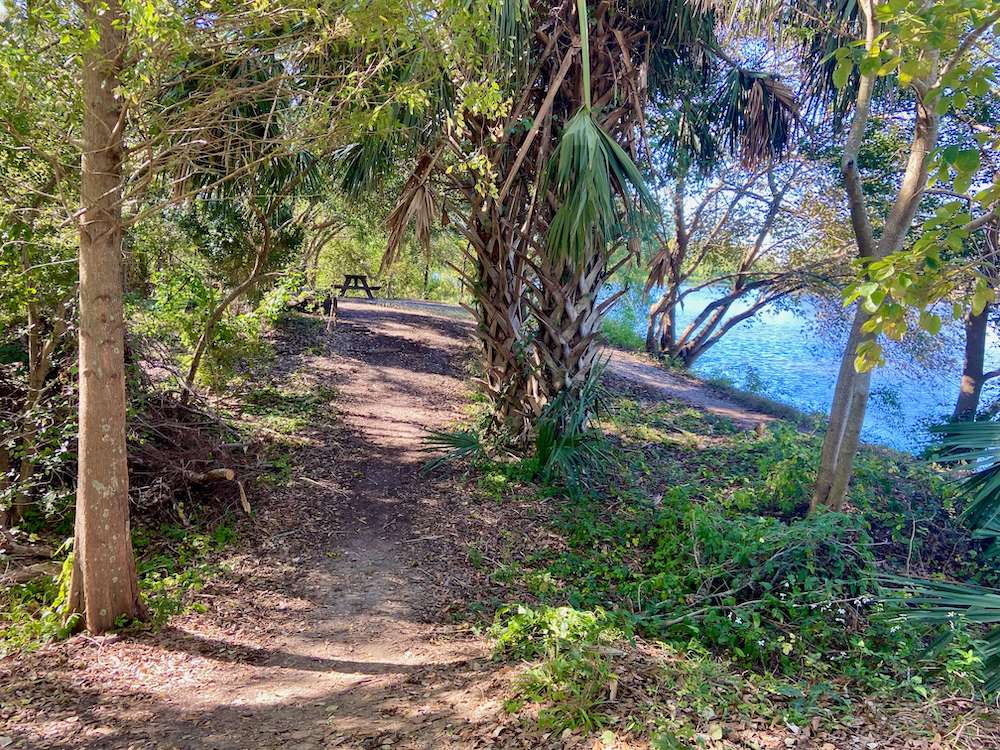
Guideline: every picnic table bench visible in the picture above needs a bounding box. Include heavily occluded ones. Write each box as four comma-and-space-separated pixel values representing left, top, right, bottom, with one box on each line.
335, 274, 382, 299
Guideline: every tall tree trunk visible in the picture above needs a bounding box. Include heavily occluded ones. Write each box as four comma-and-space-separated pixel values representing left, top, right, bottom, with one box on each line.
813, 0, 939, 511
953, 303, 991, 421
69, 0, 144, 633
811, 308, 872, 512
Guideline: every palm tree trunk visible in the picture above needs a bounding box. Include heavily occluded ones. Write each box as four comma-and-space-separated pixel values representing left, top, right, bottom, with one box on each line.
534, 251, 617, 406
461, 195, 540, 439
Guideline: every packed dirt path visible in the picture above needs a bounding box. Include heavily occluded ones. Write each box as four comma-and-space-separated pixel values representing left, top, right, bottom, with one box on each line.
1, 301, 516, 750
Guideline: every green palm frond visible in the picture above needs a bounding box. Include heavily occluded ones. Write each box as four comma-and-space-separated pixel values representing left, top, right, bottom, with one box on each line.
545, 0, 657, 264
334, 138, 395, 195
491, 0, 532, 76
421, 429, 484, 472
972, 518, 1000, 540
788, 0, 865, 129
534, 360, 612, 485
546, 108, 658, 264
930, 420, 1000, 531
632, 0, 715, 92
886, 575, 1000, 692
717, 69, 799, 167
659, 103, 720, 178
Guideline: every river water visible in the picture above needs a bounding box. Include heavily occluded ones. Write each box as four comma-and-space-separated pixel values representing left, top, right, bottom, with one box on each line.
611, 286, 1000, 452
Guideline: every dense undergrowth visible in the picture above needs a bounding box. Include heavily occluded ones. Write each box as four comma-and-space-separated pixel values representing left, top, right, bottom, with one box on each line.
468, 395, 997, 743
0, 315, 335, 656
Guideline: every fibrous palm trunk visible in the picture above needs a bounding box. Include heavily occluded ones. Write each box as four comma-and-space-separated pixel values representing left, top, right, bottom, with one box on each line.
461, 191, 542, 439
530, 0, 648, 410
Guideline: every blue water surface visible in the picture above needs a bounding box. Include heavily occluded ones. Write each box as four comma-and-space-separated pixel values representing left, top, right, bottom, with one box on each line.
610, 286, 1000, 452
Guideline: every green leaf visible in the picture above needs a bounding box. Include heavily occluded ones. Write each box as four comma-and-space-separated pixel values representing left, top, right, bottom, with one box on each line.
954, 149, 980, 174
919, 310, 941, 335
972, 286, 994, 316
858, 281, 879, 297
833, 58, 852, 90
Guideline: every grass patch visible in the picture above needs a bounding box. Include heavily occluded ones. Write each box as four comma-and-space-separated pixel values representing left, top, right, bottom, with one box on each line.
601, 314, 645, 351
238, 383, 337, 435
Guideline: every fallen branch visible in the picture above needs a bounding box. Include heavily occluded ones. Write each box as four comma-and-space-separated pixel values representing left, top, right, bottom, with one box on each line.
0, 527, 53, 559
181, 467, 236, 483
1, 560, 61, 585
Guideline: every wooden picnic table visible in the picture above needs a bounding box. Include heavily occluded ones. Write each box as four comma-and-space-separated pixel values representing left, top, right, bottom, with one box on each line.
335, 274, 382, 300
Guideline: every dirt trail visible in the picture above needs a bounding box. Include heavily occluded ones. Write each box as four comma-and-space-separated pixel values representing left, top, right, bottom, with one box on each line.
2, 301, 508, 750
605, 349, 775, 429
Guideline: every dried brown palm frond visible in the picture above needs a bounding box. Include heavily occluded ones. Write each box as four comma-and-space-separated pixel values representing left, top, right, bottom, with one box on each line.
718, 69, 799, 167
644, 243, 673, 296
381, 152, 439, 273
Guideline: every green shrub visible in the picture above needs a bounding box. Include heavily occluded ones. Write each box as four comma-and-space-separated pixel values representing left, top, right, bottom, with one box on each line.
491, 604, 623, 659
537, 481, 918, 684
492, 606, 623, 732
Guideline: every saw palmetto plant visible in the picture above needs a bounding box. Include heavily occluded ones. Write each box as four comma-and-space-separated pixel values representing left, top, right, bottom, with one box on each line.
880, 421, 1000, 693
887, 575, 1000, 693
930, 420, 1000, 531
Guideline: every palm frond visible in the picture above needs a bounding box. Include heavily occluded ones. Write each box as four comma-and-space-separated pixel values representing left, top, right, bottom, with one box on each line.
653, 101, 720, 178
534, 360, 612, 485
717, 69, 799, 168
629, 0, 715, 93
644, 244, 672, 296
546, 108, 658, 264
930, 420, 1000, 531
421, 429, 484, 472
885, 575, 1000, 692
334, 138, 395, 195
787, 0, 864, 130
972, 518, 1000, 540
382, 152, 439, 273
490, 0, 532, 77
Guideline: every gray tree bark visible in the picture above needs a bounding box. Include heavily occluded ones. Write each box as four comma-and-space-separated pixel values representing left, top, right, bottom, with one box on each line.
813, 0, 941, 511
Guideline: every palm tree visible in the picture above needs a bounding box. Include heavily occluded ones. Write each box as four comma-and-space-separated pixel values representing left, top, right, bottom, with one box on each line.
373, 0, 799, 443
